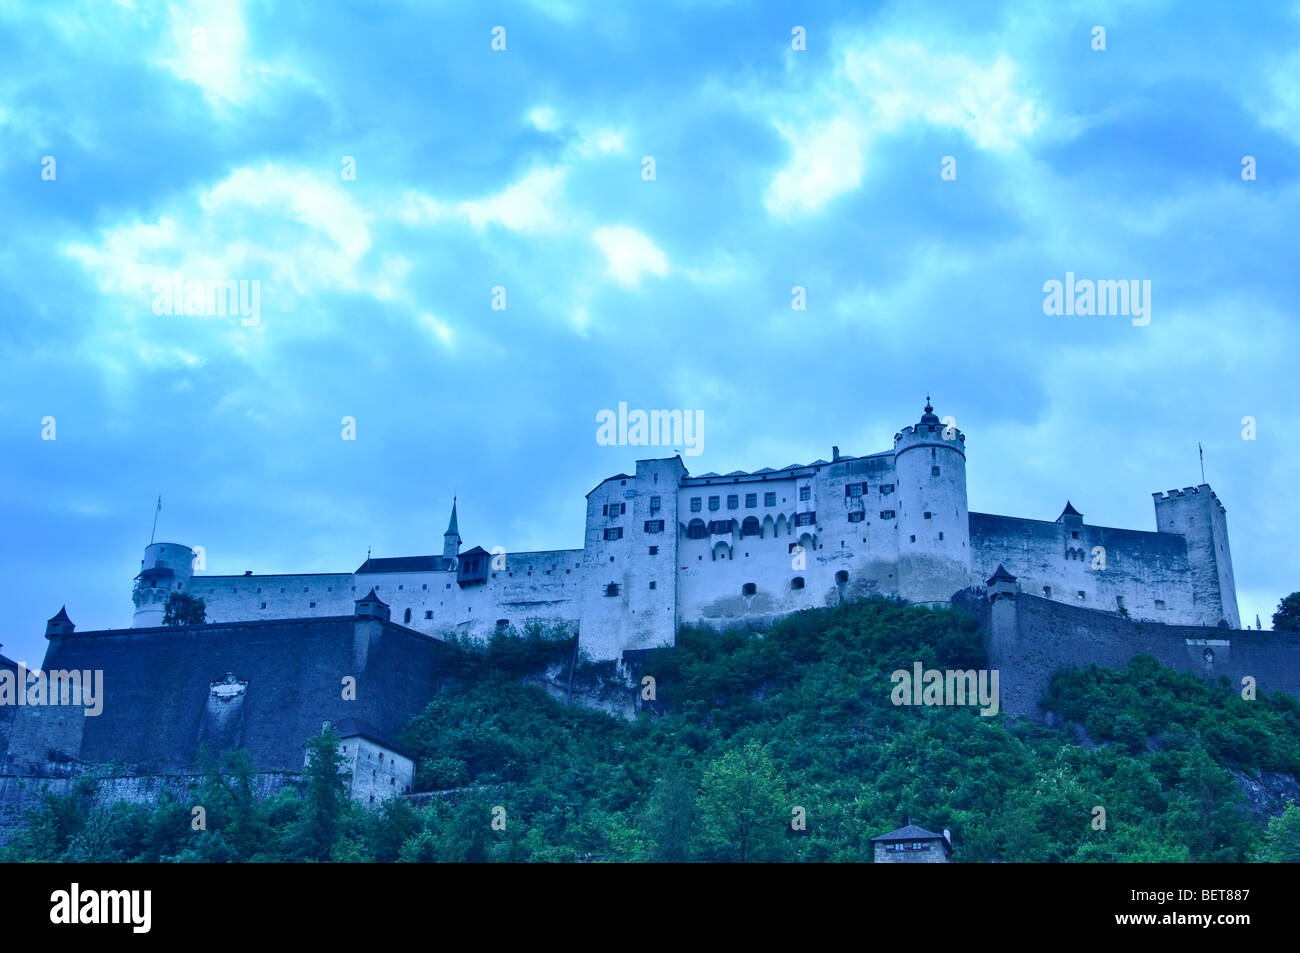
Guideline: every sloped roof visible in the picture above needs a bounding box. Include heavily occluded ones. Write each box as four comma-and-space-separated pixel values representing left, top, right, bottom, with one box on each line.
987, 563, 1018, 584
355, 555, 449, 574
870, 823, 946, 842
330, 718, 413, 759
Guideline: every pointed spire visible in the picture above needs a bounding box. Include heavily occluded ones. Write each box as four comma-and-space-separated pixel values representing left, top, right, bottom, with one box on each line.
987, 563, 1017, 585
1059, 500, 1082, 519
46, 606, 75, 638
445, 496, 459, 538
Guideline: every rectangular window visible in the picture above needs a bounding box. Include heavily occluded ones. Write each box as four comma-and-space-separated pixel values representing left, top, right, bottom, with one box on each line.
880, 510, 895, 520
644, 519, 664, 533
604, 527, 623, 540
765, 492, 776, 507
794, 512, 815, 527
931, 466, 941, 476
910, 534, 916, 543
924, 512, 932, 519
745, 493, 757, 507
708, 496, 720, 511
710, 519, 733, 534
727, 494, 738, 509
425, 610, 433, 619
650, 495, 661, 515
881, 484, 895, 495
690, 497, 702, 512
649, 546, 659, 555
799, 486, 811, 501
848, 511, 865, 523
1071, 530, 1079, 539
1043, 586, 1052, 597
845, 482, 865, 497
1077, 590, 1086, 600
601, 504, 608, 516
1155, 599, 1165, 610
605, 583, 620, 597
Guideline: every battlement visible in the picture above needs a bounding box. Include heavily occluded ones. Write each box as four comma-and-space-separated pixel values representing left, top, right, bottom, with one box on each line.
1152, 484, 1226, 513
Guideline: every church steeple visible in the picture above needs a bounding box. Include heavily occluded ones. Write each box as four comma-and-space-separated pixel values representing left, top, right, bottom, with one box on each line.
443, 497, 461, 560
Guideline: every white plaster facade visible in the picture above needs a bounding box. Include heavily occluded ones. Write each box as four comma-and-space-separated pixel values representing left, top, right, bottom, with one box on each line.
129, 402, 1240, 659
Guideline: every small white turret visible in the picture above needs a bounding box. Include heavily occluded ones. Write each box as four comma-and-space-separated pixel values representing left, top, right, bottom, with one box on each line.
132, 542, 195, 627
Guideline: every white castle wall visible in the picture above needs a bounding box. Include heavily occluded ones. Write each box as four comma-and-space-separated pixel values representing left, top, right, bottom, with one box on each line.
128, 404, 1241, 660
970, 514, 1195, 622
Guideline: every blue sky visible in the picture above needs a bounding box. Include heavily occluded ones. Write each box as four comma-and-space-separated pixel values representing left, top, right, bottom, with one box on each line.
2, 0, 1297, 664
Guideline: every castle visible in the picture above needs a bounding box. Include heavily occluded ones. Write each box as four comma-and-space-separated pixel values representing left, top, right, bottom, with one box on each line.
6, 399, 1298, 833
131, 400, 1241, 661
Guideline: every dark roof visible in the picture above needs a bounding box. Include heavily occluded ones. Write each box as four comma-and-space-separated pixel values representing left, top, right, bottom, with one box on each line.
870, 823, 947, 843
355, 555, 448, 574
459, 545, 490, 558
48, 606, 72, 624
330, 718, 412, 759
1058, 501, 1082, 519
355, 587, 388, 606
752, 467, 777, 474
987, 563, 1018, 584
445, 499, 459, 537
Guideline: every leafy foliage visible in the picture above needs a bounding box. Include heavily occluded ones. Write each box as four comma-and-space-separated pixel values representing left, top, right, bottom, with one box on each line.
3, 599, 1297, 862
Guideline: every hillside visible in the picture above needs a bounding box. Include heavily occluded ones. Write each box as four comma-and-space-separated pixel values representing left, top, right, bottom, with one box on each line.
4, 598, 1299, 862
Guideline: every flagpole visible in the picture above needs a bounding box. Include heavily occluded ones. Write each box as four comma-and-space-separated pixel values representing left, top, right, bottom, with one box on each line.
150, 495, 161, 544
1199, 443, 1205, 484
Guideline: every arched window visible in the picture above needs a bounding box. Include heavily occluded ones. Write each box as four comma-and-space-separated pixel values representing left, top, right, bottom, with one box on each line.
403, 608, 412, 624
741, 516, 761, 537
741, 582, 757, 596
687, 518, 708, 539
791, 576, 805, 590
835, 570, 849, 584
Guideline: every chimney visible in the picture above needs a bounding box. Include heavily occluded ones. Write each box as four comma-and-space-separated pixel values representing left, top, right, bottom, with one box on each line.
832, 445, 841, 461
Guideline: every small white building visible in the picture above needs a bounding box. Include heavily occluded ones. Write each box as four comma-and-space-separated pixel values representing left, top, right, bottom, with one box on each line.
312, 718, 415, 808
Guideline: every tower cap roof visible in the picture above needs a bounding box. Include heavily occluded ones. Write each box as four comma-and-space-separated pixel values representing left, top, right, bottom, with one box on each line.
1058, 501, 1082, 519
355, 587, 388, 607
919, 396, 940, 426
48, 606, 73, 624
986, 563, 1017, 585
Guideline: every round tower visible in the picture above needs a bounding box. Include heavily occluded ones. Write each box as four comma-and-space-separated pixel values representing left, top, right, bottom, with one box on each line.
132, 541, 195, 627
892, 399, 970, 605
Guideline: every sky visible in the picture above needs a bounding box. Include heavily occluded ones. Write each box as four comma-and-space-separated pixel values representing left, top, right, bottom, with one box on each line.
1, 0, 1297, 665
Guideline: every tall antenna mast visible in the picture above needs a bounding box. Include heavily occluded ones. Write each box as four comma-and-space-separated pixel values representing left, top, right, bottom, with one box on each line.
149, 495, 162, 544
1198, 442, 1205, 484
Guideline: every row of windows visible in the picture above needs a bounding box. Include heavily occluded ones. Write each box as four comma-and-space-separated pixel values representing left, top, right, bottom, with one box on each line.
691, 491, 780, 512
842, 482, 904, 497
601, 502, 627, 516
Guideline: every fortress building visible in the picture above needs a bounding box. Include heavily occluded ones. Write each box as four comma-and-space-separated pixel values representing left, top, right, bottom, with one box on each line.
129, 401, 1240, 662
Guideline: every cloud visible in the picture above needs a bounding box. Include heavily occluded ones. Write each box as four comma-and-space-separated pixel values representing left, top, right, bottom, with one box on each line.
591, 225, 669, 285
400, 166, 569, 233
763, 38, 1044, 216
764, 116, 867, 217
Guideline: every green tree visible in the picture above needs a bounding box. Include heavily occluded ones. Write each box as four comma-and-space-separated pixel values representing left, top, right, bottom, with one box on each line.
1272, 593, 1300, 633
1262, 800, 1300, 862
163, 591, 206, 626
643, 760, 698, 862
695, 742, 790, 862
289, 727, 351, 860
